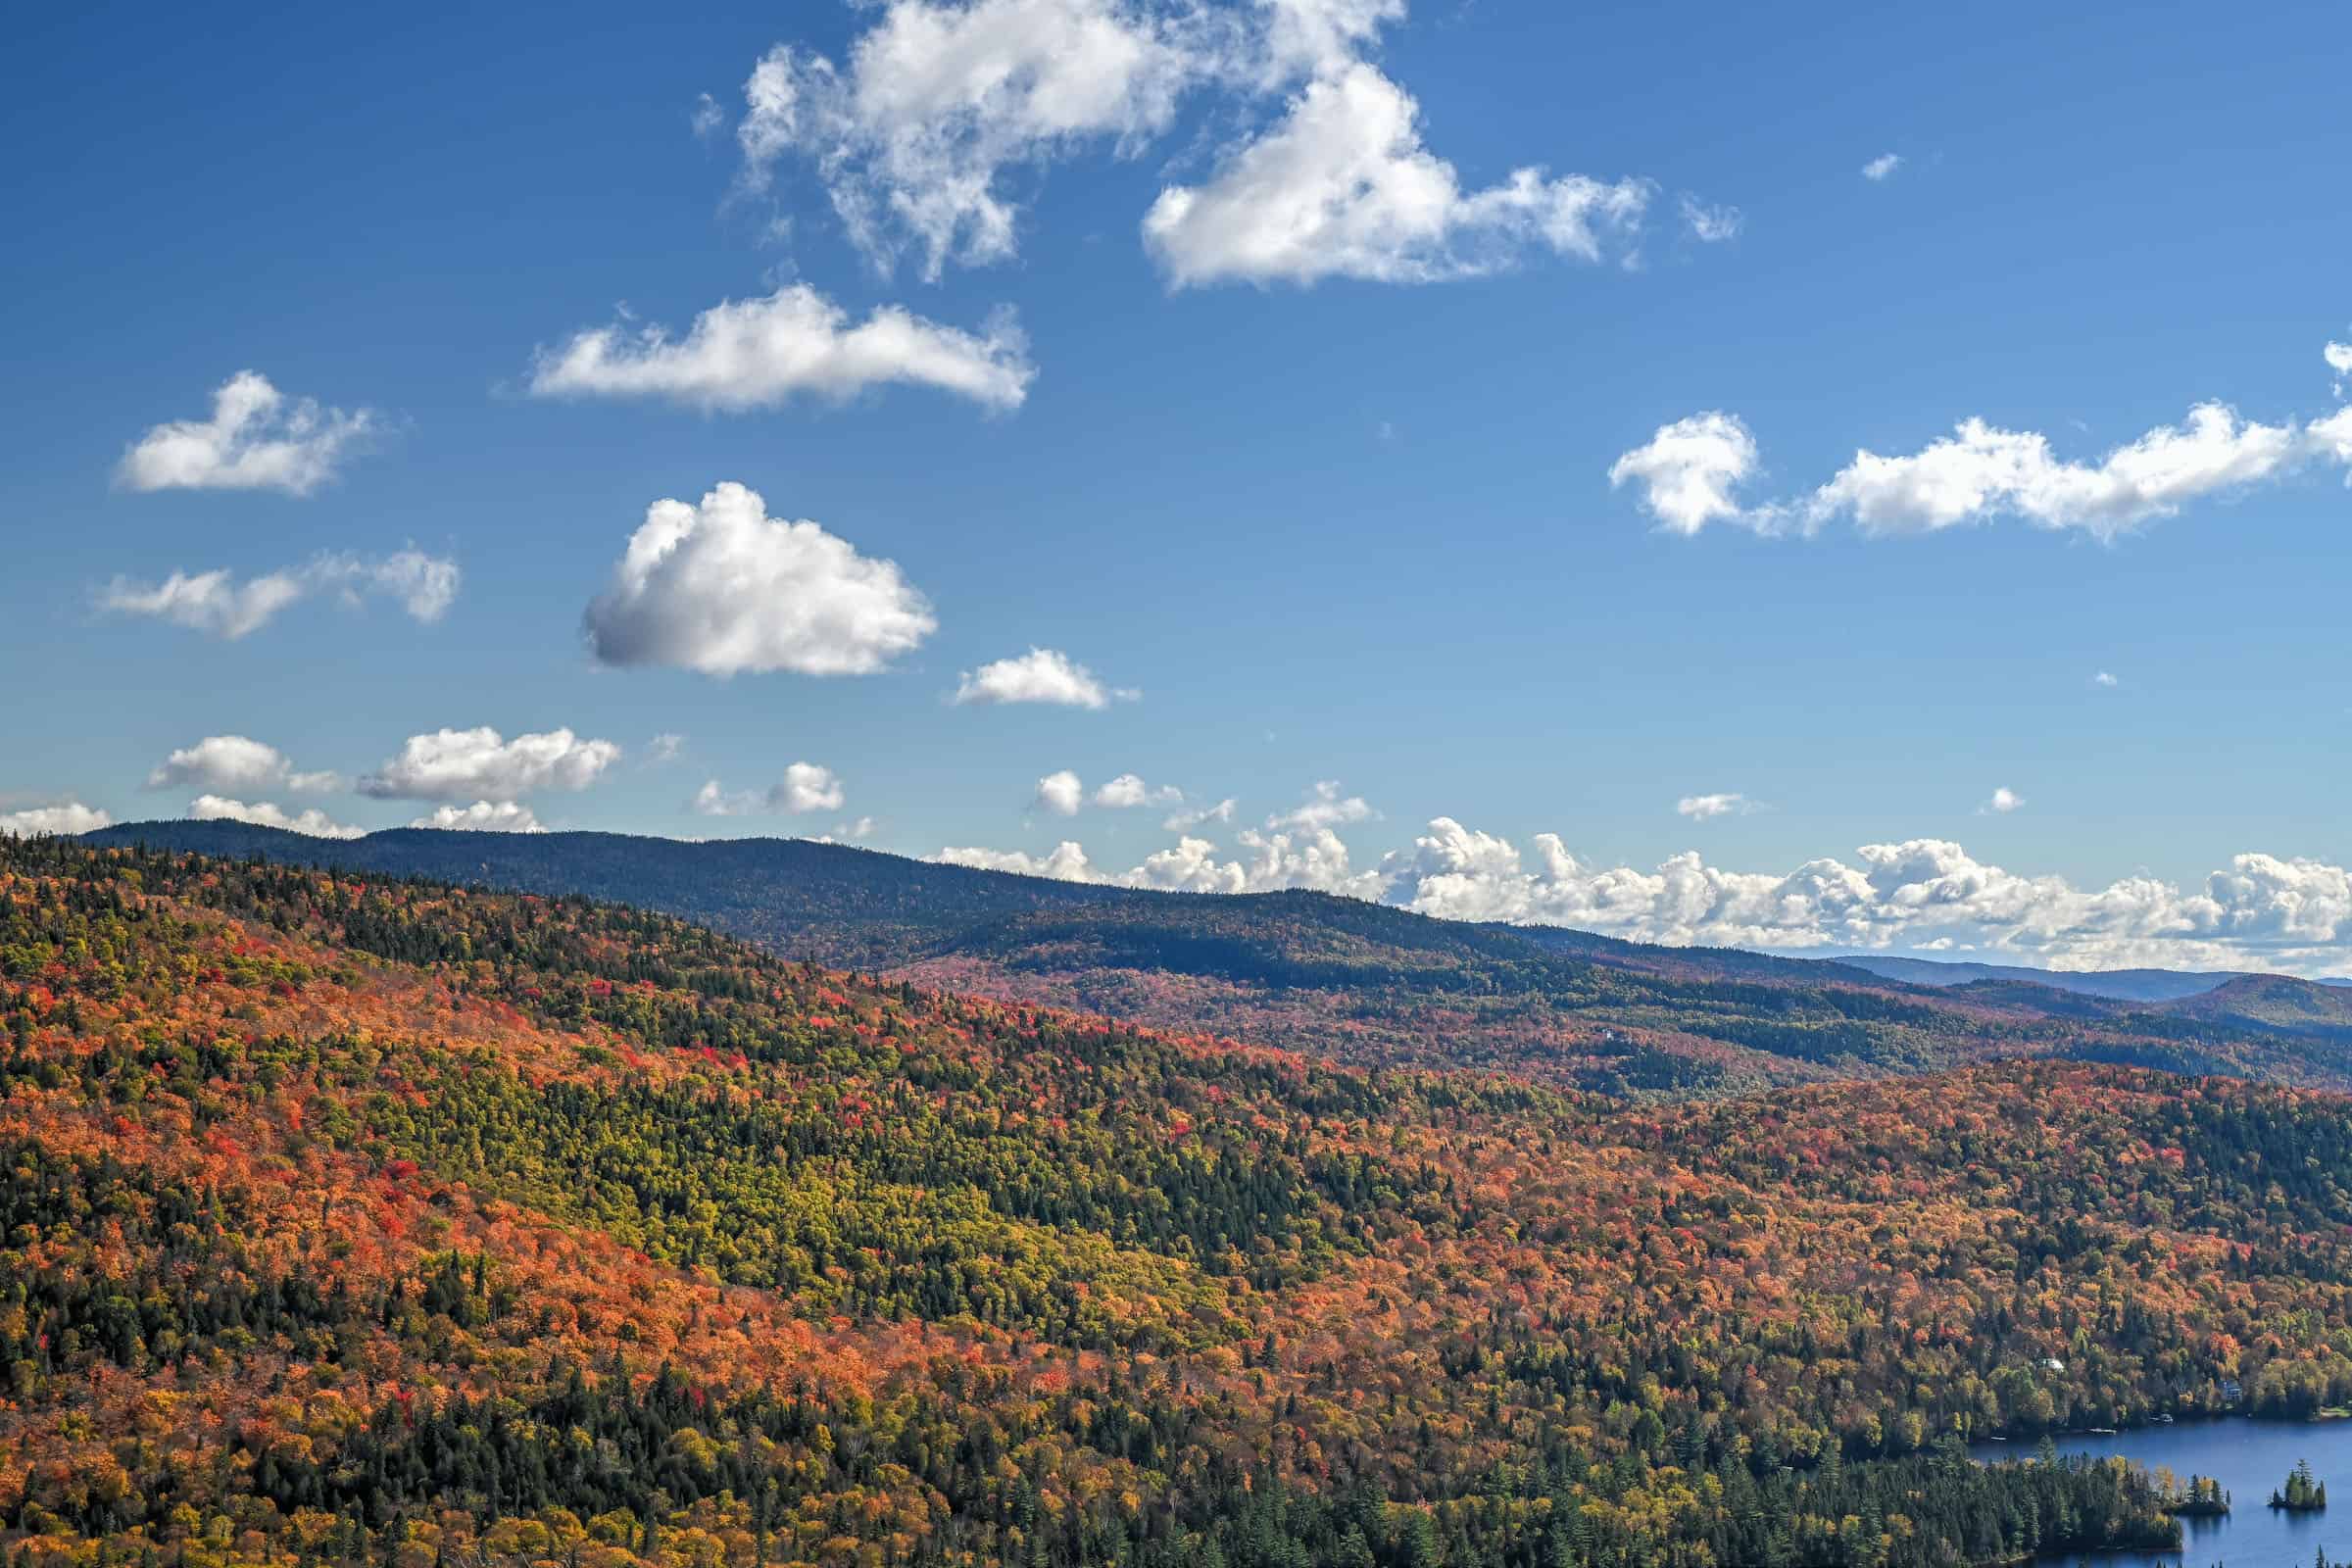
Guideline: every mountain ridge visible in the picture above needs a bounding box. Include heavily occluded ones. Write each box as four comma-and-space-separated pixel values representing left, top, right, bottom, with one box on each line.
74, 818, 2352, 1097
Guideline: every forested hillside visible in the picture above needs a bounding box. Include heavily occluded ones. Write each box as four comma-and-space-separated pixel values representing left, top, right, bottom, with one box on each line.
82, 820, 2352, 1097
9, 837, 2352, 1566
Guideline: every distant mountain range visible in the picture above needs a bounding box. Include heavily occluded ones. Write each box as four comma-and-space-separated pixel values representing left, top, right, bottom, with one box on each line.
1825, 953, 2352, 1002
78, 819, 2352, 1096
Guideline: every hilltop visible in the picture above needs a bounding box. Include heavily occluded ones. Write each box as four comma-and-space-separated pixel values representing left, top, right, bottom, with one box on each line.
79, 819, 2352, 1096
13, 835, 2352, 1567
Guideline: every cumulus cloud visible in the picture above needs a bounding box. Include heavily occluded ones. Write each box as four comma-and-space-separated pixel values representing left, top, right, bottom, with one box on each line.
99, 550, 459, 640
691, 762, 846, 816
1267, 779, 1374, 830
2093, 670, 2119, 688
1144, 62, 1648, 287
1862, 153, 1901, 181
147, 736, 343, 796
1808, 404, 2309, 541
724, 0, 1657, 291
1676, 792, 1755, 821
1093, 773, 1182, 808
941, 806, 2352, 973
936, 839, 1102, 881
648, 732, 686, 763
1034, 769, 1085, 816
954, 648, 1131, 708
584, 482, 935, 677
1380, 820, 2352, 973
779, 761, 846, 813
0, 802, 112, 838
933, 822, 1381, 899
529, 284, 1035, 413
409, 802, 546, 833
1616, 354, 2352, 540
1608, 412, 1762, 536
116, 371, 377, 496
2324, 336, 2349, 396
1981, 786, 2024, 814
360, 727, 620, 802
188, 796, 365, 839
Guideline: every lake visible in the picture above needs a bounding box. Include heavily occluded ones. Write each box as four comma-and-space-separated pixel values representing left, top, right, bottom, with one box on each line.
1969, 1419, 2352, 1565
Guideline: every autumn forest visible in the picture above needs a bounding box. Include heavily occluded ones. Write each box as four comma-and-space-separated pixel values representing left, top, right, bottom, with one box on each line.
9, 836, 2352, 1568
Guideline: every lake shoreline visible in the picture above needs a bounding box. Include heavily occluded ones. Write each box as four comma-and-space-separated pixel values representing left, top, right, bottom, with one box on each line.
1971, 1416, 2352, 1567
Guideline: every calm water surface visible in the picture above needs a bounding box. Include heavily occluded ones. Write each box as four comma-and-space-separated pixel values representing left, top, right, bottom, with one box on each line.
1969, 1419, 2352, 1566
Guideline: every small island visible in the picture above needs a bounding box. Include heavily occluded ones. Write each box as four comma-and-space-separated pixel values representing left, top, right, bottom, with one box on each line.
2162, 1472, 2230, 1517
2271, 1457, 2328, 1511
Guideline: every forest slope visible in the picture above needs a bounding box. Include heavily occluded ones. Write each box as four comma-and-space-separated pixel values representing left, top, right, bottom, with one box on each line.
7, 839, 2352, 1566
79, 820, 2352, 1096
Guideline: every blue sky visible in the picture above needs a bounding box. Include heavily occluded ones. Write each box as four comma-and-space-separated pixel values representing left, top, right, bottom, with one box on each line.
7, 0, 2352, 971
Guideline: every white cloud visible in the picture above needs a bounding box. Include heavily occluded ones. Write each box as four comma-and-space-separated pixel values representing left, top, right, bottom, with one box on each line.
116, 371, 377, 496
1093, 772, 1182, 808
1233, 824, 1384, 897
690, 781, 751, 816
919, 785, 2352, 974
188, 796, 365, 839
1808, 404, 2308, 541
1143, 61, 1649, 287
360, 727, 620, 802
942, 807, 2352, 973
1267, 779, 1374, 830
731, 0, 1220, 278
937, 839, 1102, 880
0, 801, 112, 838
1164, 796, 1236, 831
1679, 195, 1742, 243
1608, 412, 1763, 536
1981, 786, 2024, 814
2312, 407, 2352, 469
408, 801, 546, 833
1616, 373, 2352, 540
529, 284, 1035, 413
2323, 336, 2349, 396
1676, 792, 1755, 820
726, 0, 1654, 292
2093, 670, 2119, 688
691, 762, 846, 816
1380, 820, 2352, 974
780, 761, 846, 812
147, 736, 344, 796
100, 568, 309, 640
933, 822, 1381, 899
648, 732, 686, 763
1254, 0, 1405, 82
837, 815, 877, 840
98, 550, 459, 640
954, 647, 1131, 708
349, 550, 461, 621
1862, 153, 1901, 181
584, 482, 935, 677
1034, 768, 1085, 815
